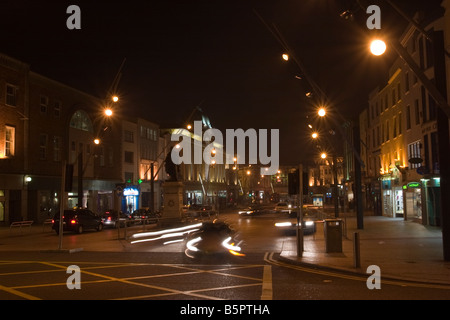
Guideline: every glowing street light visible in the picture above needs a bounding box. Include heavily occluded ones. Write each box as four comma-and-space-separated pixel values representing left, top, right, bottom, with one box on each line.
282, 53, 289, 61
370, 39, 387, 56
104, 108, 113, 117
318, 107, 326, 117
312, 132, 319, 139
112, 95, 119, 102
320, 152, 327, 159
94, 138, 100, 145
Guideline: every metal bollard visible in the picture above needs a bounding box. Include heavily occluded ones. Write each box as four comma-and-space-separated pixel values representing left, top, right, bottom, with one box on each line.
353, 232, 361, 268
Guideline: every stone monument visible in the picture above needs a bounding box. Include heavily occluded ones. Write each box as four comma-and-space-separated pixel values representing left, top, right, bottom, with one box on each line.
162, 147, 184, 225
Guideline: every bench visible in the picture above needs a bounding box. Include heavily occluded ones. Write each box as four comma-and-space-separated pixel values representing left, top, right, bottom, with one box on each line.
9, 220, 34, 235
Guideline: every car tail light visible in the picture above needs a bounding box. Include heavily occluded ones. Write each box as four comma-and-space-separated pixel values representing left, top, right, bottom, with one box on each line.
107, 216, 112, 221
70, 219, 77, 224
51, 219, 55, 224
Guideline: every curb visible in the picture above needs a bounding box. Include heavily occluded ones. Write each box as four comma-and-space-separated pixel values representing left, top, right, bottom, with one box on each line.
277, 253, 450, 287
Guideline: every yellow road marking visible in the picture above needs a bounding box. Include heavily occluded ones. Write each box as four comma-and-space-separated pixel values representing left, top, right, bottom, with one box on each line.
0, 284, 41, 300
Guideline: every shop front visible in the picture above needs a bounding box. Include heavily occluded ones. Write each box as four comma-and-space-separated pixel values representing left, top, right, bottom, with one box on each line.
122, 186, 140, 214
403, 182, 422, 222
421, 176, 441, 226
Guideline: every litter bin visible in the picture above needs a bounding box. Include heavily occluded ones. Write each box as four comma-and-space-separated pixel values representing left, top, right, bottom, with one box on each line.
324, 219, 343, 253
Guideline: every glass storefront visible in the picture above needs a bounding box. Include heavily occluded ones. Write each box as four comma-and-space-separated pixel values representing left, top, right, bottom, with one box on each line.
122, 187, 139, 214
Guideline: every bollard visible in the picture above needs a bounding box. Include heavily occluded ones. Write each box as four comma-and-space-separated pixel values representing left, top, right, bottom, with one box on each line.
297, 227, 304, 257
353, 232, 361, 268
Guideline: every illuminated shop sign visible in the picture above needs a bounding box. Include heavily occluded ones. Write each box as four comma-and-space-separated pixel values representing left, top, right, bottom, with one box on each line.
123, 188, 139, 196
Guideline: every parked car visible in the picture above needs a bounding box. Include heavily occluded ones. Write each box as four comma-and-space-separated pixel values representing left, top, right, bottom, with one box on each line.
102, 210, 132, 228
52, 208, 103, 234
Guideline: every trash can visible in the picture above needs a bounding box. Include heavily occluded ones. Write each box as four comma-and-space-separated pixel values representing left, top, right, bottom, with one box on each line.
324, 219, 343, 253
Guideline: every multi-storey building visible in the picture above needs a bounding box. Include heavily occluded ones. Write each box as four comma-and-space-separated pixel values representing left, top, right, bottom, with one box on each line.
0, 52, 122, 225
362, 13, 444, 225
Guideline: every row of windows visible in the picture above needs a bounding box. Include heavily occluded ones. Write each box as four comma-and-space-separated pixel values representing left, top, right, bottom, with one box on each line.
39, 94, 62, 118
4, 84, 62, 118
370, 82, 402, 121
125, 128, 159, 143
368, 86, 438, 150
140, 126, 158, 141
370, 112, 403, 149
2, 126, 156, 165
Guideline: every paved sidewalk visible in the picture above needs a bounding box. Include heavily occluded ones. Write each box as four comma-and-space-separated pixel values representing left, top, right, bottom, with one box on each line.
279, 214, 450, 285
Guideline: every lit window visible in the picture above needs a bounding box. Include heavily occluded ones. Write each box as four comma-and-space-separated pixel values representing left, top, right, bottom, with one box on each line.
5, 126, 15, 157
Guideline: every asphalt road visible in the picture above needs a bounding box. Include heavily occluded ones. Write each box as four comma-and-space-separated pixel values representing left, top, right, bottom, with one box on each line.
1, 211, 450, 307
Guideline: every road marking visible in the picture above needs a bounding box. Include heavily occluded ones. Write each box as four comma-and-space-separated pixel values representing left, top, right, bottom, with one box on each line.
0, 259, 267, 300
40, 261, 225, 300
0, 284, 41, 300
261, 265, 272, 300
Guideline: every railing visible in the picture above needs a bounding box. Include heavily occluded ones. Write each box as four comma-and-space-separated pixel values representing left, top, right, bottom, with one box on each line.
9, 220, 34, 235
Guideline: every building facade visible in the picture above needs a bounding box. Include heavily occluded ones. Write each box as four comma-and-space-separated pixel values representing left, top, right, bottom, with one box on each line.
0, 52, 122, 225
362, 13, 445, 225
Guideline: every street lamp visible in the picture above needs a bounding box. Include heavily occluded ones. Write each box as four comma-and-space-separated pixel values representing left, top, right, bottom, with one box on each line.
104, 108, 113, 117
318, 107, 326, 117
369, 39, 387, 56
282, 53, 289, 61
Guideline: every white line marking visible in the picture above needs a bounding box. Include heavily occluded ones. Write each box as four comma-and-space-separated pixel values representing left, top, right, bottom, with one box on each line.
261, 265, 272, 300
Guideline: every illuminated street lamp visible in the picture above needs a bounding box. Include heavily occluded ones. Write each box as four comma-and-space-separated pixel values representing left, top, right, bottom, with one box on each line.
94, 138, 100, 145
112, 95, 119, 103
370, 39, 387, 56
318, 107, 326, 117
320, 152, 327, 159
312, 132, 319, 139
104, 108, 113, 117
282, 53, 289, 61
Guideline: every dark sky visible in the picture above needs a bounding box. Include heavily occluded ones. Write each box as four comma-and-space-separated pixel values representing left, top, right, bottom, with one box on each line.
0, 0, 443, 165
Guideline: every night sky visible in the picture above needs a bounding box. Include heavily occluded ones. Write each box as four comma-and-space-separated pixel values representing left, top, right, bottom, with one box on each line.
0, 0, 443, 165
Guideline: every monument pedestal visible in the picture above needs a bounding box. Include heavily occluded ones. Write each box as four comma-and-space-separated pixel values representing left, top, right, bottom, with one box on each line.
162, 181, 184, 226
